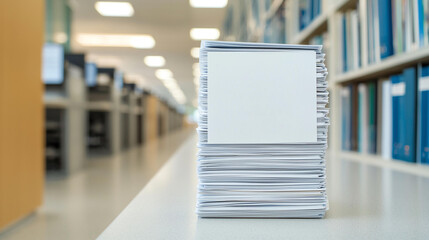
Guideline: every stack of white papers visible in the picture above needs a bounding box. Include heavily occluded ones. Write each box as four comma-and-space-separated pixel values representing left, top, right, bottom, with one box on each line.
196, 41, 329, 218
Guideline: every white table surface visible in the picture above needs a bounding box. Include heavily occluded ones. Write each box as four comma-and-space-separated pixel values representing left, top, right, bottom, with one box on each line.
97, 133, 429, 240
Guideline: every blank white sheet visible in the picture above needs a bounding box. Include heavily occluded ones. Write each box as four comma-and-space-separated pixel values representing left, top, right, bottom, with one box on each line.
207, 51, 317, 144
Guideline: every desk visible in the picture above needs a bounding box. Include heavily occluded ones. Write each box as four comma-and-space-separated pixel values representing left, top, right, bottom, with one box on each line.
98, 133, 429, 240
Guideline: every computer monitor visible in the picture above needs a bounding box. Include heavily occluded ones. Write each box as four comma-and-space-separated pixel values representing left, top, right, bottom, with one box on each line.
42, 43, 64, 85
114, 71, 124, 89
85, 63, 98, 87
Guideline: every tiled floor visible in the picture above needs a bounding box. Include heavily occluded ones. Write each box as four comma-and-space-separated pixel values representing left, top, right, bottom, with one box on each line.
0, 128, 194, 240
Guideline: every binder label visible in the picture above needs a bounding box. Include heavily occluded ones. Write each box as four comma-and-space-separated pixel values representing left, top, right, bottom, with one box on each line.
419, 76, 429, 91
391, 82, 405, 96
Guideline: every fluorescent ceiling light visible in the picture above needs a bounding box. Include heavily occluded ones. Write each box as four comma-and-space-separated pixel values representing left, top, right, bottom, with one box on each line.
144, 56, 165, 67
95, 1, 134, 17
191, 47, 200, 58
190, 0, 228, 8
76, 34, 155, 49
193, 63, 199, 69
190, 28, 220, 40
155, 69, 173, 80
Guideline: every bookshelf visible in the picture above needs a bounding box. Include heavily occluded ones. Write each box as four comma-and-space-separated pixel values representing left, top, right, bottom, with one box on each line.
283, 0, 429, 168
335, 47, 429, 83
222, 0, 429, 169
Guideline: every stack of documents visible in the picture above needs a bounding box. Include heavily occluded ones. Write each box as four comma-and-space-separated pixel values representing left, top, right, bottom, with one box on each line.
196, 41, 329, 218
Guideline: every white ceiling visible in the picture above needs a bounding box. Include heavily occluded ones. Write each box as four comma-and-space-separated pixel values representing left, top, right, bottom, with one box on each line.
71, 0, 226, 107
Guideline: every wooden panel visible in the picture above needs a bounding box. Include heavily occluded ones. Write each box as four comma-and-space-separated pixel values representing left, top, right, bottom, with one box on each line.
0, 0, 45, 231
144, 95, 159, 141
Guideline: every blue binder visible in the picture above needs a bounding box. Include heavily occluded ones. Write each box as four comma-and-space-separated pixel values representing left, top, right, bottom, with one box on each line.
342, 86, 352, 151
299, 0, 310, 30
391, 74, 402, 160
342, 14, 348, 72
378, 0, 394, 59
417, 0, 425, 46
419, 65, 429, 164
402, 68, 417, 162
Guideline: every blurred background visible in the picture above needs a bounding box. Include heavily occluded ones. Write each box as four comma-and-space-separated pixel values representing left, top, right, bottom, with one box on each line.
2, 0, 429, 239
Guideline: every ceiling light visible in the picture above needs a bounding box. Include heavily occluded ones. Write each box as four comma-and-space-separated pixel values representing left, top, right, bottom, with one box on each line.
76, 34, 155, 49
155, 69, 173, 80
191, 47, 200, 58
190, 0, 228, 8
144, 56, 165, 67
190, 28, 220, 40
193, 63, 199, 69
95, 1, 134, 17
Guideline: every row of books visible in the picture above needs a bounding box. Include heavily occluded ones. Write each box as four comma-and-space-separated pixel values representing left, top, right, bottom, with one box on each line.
299, 0, 322, 31
338, 0, 429, 73
341, 64, 429, 164
337, 8, 362, 73
368, 0, 427, 62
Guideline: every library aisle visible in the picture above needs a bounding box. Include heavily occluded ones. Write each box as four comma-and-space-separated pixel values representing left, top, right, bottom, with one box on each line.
0, 128, 194, 240
98, 132, 429, 240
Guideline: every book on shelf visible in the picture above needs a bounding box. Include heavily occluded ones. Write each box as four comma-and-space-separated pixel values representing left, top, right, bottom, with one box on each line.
380, 78, 392, 159
338, 7, 361, 73
378, 0, 394, 59
341, 86, 352, 151
338, 0, 429, 74
341, 67, 420, 162
368, 82, 378, 154
358, 83, 369, 153
351, 84, 359, 151
342, 81, 378, 154
418, 64, 429, 163
391, 67, 417, 162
